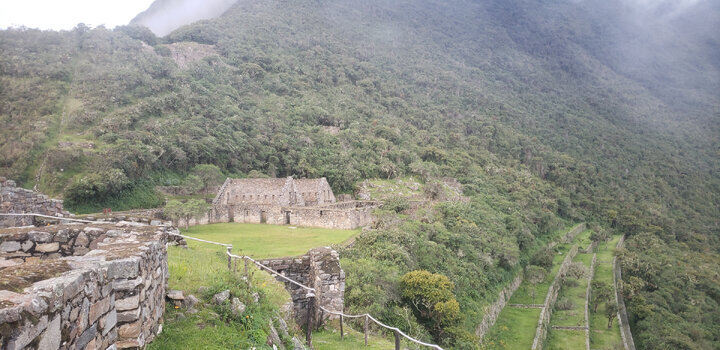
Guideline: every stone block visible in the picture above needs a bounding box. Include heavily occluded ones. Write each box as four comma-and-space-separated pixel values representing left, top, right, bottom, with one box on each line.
36, 242, 60, 252
38, 314, 61, 350
118, 320, 141, 338
107, 258, 140, 279
101, 309, 117, 336
89, 297, 111, 324
115, 295, 140, 311
21, 240, 33, 251
76, 324, 97, 350
6, 315, 48, 350
0, 240, 21, 252
75, 233, 90, 247
28, 231, 53, 243
113, 277, 143, 291
117, 308, 140, 323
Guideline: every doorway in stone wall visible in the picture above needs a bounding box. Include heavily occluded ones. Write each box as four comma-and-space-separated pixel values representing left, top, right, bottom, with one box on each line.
261, 210, 267, 223
284, 211, 291, 224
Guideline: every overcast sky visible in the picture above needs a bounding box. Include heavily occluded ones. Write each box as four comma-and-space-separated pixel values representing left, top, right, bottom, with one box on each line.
0, 0, 155, 31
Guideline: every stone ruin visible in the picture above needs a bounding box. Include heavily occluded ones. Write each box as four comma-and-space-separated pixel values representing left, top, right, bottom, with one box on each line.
0, 178, 68, 228
259, 247, 345, 329
0, 223, 169, 350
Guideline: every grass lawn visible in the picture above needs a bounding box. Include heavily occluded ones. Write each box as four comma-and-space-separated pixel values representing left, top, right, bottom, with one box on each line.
550, 252, 590, 328
313, 319, 396, 350
150, 223, 361, 349
546, 329, 587, 350
482, 307, 542, 349
589, 235, 623, 349
182, 223, 360, 258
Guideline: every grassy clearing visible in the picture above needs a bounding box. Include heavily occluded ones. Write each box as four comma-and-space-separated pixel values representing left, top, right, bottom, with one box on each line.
182, 223, 359, 258
482, 307, 542, 349
313, 319, 395, 350
546, 329, 587, 350
589, 235, 623, 349
550, 253, 590, 327
150, 224, 362, 349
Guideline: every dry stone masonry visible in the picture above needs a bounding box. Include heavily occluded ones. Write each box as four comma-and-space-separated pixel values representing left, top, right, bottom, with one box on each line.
259, 247, 345, 329
475, 275, 523, 341
0, 178, 68, 228
206, 177, 379, 229
0, 223, 169, 349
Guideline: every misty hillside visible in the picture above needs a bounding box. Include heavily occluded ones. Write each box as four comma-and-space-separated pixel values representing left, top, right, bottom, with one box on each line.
1, 0, 719, 348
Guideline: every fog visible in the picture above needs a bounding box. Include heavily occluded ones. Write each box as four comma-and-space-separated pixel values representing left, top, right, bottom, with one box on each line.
130, 0, 238, 36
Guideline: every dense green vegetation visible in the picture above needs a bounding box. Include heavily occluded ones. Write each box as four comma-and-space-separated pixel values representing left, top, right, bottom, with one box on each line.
1, 0, 718, 348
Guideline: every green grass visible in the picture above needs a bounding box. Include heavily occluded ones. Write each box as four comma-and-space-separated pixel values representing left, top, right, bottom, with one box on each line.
589, 235, 623, 349
150, 224, 362, 349
182, 223, 360, 258
313, 319, 395, 350
550, 253, 590, 328
546, 329, 587, 350
482, 307, 542, 349
576, 229, 593, 251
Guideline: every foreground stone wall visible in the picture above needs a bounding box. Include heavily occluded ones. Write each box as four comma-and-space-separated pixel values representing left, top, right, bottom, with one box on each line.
475, 275, 523, 341
259, 247, 344, 329
0, 223, 169, 349
0, 178, 68, 228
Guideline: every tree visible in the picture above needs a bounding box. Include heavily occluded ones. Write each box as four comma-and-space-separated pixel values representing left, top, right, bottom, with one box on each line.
400, 270, 461, 336
163, 200, 184, 227
605, 302, 618, 328
525, 265, 547, 303
591, 280, 613, 313
190, 164, 224, 198
182, 174, 203, 194
590, 226, 610, 249
530, 248, 554, 270
565, 261, 587, 280
181, 199, 209, 229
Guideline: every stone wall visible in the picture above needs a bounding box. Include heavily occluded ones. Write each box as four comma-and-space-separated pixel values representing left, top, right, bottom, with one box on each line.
563, 223, 587, 243
259, 247, 344, 329
614, 235, 636, 350
531, 244, 579, 350
0, 223, 169, 349
0, 178, 68, 228
475, 275, 523, 341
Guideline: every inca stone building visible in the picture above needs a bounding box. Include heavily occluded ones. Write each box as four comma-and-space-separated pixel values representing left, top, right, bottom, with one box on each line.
208, 177, 377, 229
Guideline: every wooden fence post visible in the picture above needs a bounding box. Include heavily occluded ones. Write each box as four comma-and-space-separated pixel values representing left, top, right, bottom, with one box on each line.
394, 329, 400, 350
306, 294, 315, 347
364, 315, 369, 346
244, 258, 248, 277
226, 246, 232, 270
340, 314, 344, 340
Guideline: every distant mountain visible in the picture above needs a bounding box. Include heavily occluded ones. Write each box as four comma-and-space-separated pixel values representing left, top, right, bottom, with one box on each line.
129, 0, 237, 36
1, 0, 719, 348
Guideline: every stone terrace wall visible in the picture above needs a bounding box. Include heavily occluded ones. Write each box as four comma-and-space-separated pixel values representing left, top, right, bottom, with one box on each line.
0, 223, 168, 349
614, 235, 636, 350
0, 178, 68, 228
531, 244, 579, 350
259, 247, 344, 329
564, 223, 587, 243
476, 275, 523, 341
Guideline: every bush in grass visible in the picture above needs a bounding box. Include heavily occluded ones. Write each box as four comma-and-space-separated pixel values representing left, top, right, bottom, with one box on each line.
556, 297, 574, 311
383, 195, 411, 213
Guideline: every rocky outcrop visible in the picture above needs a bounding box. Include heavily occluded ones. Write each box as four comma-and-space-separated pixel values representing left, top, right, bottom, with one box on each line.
0, 223, 169, 349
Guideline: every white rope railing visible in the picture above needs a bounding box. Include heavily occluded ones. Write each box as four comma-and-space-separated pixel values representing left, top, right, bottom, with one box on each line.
0, 213, 103, 224
317, 305, 444, 349
178, 233, 444, 350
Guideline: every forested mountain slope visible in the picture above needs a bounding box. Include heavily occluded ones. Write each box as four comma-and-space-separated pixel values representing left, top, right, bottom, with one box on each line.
0, 0, 718, 348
